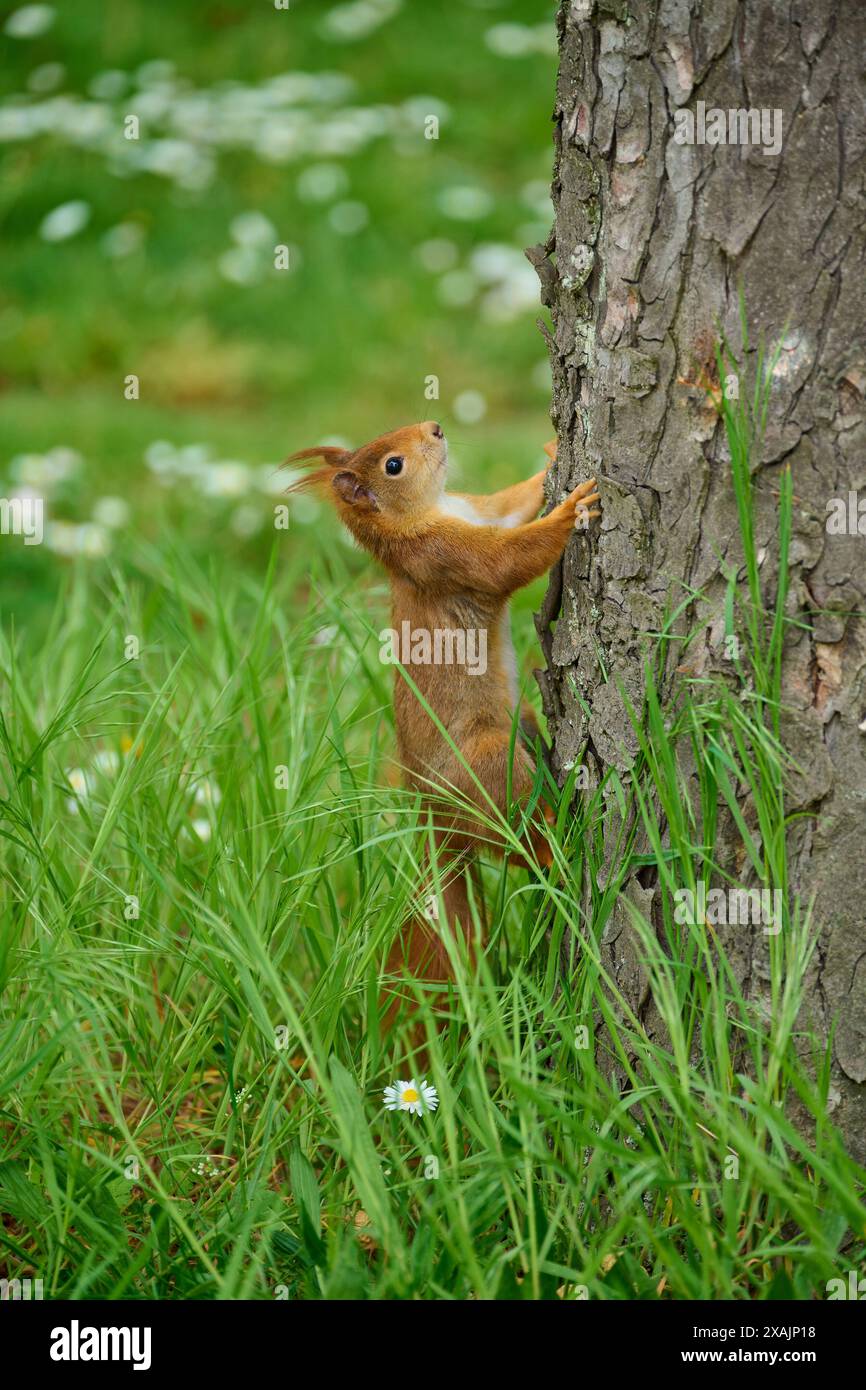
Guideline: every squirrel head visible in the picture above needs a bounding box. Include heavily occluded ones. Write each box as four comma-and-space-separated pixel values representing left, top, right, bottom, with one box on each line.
286, 420, 447, 521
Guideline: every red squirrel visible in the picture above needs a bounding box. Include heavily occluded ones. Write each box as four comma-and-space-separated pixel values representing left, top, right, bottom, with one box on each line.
288, 422, 600, 999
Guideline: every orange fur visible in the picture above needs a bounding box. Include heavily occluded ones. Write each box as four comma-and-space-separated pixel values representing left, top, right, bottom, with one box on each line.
287, 423, 601, 1018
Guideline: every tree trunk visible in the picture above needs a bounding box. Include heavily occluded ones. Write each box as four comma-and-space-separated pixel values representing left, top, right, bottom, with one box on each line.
532, 0, 866, 1157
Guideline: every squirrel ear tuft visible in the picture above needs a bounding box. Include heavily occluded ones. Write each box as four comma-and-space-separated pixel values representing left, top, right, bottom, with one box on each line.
284, 446, 350, 468
332, 470, 379, 511
283, 445, 352, 495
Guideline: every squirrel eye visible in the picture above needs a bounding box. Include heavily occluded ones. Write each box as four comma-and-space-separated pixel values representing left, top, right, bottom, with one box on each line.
384, 456, 404, 476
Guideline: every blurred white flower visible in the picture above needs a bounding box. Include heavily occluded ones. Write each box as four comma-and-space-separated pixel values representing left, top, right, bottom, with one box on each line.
101, 222, 144, 258
401, 96, 450, 127
28, 62, 64, 93
256, 465, 289, 498
193, 778, 222, 807
254, 122, 306, 165
415, 238, 458, 273
45, 521, 110, 558
92, 496, 130, 529
453, 390, 487, 425
67, 768, 88, 794
265, 73, 323, 104
532, 359, 551, 392
88, 69, 127, 100
229, 210, 277, 247
190, 818, 212, 843
144, 440, 178, 477
485, 23, 556, 57
94, 749, 120, 776
436, 185, 493, 221
321, 0, 402, 43
175, 444, 211, 479
77, 523, 111, 557
481, 262, 540, 322
136, 59, 175, 87
218, 246, 262, 286
140, 138, 213, 190
311, 117, 371, 156
521, 178, 553, 218
329, 200, 368, 235
44, 520, 77, 557
199, 462, 250, 498
230, 503, 264, 538
10, 446, 81, 490
485, 23, 536, 57
4, 5, 55, 39
290, 493, 320, 525
0, 66, 415, 184
296, 162, 348, 203
437, 270, 477, 307
39, 200, 90, 242
470, 242, 524, 283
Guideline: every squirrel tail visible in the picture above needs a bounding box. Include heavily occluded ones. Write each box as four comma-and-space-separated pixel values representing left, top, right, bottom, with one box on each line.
381, 842, 482, 1033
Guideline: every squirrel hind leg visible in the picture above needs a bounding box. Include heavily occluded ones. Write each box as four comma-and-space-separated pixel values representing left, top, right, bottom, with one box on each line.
379, 840, 479, 1036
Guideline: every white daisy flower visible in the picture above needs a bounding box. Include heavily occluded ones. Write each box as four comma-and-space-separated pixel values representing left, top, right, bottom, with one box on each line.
383, 1077, 438, 1116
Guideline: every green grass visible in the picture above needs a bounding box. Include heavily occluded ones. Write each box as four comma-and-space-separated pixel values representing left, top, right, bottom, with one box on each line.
1, 362, 864, 1299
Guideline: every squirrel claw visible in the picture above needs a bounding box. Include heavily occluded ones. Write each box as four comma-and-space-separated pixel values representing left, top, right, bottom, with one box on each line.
572, 477, 597, 499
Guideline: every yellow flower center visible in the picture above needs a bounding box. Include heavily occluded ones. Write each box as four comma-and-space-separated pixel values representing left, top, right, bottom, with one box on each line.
402, 1088, 420, 1103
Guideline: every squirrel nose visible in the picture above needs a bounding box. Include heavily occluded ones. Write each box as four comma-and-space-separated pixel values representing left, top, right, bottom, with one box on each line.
427, 421, 444, 439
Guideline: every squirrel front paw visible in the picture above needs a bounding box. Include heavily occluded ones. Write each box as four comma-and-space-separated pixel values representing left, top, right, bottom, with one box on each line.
567, 478, 601, 531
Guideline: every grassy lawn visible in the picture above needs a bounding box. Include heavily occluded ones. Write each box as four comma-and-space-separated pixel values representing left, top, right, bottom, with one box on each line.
1, 1, 863, 1300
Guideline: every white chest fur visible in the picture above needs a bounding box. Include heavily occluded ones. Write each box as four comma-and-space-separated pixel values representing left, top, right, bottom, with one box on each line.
438, 494, 522, 529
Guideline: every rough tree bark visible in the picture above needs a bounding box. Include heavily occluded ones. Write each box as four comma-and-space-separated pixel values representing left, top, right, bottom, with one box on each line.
531, 0, 866, 1157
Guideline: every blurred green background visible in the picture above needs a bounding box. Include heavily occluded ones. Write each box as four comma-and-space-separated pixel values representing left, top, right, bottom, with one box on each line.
1, 0, 558, 630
